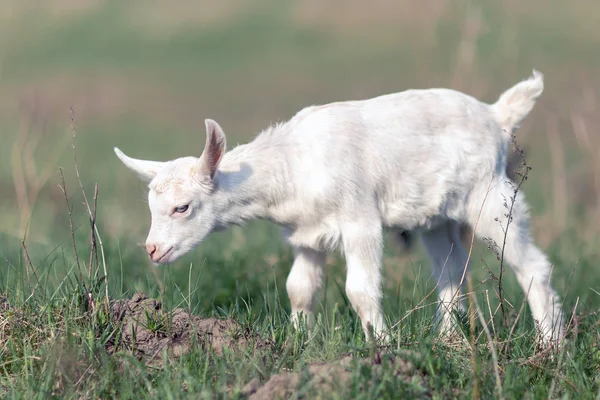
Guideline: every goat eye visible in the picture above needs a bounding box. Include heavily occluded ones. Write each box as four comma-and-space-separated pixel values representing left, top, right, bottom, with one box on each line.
174, 205, 189, 214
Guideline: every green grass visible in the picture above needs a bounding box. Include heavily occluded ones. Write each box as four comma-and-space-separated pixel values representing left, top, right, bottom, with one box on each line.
1, 0, 600, 398
1, 168, 599, 398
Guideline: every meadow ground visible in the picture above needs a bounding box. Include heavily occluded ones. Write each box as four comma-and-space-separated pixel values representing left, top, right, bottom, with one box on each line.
0, 1, 599, 398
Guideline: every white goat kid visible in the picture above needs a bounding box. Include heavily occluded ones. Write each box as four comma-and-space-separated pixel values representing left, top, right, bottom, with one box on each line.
115, 70, 565, 345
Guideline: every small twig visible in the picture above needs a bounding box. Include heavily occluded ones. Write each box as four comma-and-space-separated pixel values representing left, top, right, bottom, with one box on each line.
58, 168, 85, 289
69, 107, 95, 227
95, 216, 110, 313
497, 133, 531, 328
69, 108, 109, 311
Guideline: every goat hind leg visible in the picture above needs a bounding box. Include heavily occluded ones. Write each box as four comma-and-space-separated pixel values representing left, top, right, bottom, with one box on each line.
420, 221, 470, 336
468, 179, 565, 344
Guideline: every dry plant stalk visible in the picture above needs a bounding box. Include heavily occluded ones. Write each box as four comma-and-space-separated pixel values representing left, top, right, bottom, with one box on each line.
547, 297, 579, 399
20, 240, 41, 302
68, 107, 110, 313
58, 168, 86, 289
490, 133, 532, 329
471, 284, 504, 400
468, 276, 479, 400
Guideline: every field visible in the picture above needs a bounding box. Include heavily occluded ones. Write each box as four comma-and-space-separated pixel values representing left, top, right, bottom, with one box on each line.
1, 1, 599, 398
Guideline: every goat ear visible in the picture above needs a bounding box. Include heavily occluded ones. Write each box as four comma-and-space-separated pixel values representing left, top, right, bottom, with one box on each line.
198, 119, 227, 180
114, 147, 165, 183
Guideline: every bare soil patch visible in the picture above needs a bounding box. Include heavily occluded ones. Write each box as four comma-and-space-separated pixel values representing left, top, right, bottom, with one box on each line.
108, 292, 266, 363
241, 351, 429, 399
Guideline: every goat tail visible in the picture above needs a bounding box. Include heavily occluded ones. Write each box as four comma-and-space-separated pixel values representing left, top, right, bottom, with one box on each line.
491, 69, 544, 134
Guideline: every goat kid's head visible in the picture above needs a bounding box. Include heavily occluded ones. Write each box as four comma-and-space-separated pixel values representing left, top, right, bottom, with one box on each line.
114, 119, 227, 264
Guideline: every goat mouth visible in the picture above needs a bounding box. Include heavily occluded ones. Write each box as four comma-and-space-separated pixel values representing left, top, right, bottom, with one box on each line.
155, 247, 174, 264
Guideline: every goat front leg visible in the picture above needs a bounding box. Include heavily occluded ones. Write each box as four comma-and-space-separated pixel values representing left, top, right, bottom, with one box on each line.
286, 246, 326, 329
342, 222, 387, 341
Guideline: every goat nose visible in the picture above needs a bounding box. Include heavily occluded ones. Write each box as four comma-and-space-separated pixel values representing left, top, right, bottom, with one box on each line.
146, 244, 157, 258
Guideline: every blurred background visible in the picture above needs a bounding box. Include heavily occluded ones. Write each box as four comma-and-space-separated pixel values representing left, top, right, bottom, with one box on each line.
0, 0, 598, 312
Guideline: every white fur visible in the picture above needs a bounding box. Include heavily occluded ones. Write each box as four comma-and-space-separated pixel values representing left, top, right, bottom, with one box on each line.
115, 70, 564, 344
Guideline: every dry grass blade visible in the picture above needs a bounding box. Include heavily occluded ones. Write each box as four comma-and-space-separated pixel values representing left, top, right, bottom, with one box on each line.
468, 276, 480, 400
547, 297, 579, 399
69, 107, 94, 280
389, 244, 454, 331
503, 279, 532, 355
20, 241, 41, 295
58, 168, 85, 289
471, 284, 504, 400
88, 184, 98, 279
69, 107, 110, 312
485, 290, 497, 339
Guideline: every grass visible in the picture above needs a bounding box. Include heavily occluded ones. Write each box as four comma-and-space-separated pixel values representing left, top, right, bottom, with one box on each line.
1, 118, 599, 399
1, 0, 600, 398
1, 196, 599, 398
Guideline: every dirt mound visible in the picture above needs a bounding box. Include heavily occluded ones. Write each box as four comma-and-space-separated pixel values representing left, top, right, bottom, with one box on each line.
109, 292, 265, 363
241, 351, 428, 399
